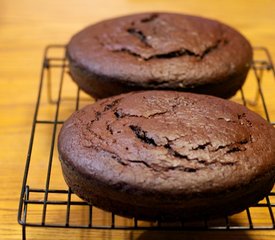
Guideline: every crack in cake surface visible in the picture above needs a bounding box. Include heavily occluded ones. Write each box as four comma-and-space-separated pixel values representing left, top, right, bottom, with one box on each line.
103, 13, 228, 61
140, 13, 159, 23
101, 13, 228, 61
127, 28, 152, 48
110, 39, 224, 61
78, 94, 255, 173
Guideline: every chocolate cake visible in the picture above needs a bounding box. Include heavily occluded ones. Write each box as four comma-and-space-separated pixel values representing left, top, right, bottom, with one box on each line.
58, 91, 275, 221
67, 12, 253, 99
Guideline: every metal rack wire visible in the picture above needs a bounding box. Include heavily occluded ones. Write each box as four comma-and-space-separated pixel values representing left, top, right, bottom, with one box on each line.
18, 45, 275, 240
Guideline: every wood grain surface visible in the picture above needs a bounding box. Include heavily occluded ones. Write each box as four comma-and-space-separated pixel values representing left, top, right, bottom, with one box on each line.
1, 0, 275, 239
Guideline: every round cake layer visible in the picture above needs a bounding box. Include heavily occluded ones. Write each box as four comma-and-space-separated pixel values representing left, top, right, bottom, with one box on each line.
58, 91, 275, 220
67, 12, 253, 99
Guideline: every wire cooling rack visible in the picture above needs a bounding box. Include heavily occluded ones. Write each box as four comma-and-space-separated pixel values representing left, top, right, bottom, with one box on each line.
18, 45, 275, 240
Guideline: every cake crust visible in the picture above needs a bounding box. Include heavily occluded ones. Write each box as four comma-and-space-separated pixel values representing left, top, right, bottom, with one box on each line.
58, 91, 275, 220
67, 12, 253, 99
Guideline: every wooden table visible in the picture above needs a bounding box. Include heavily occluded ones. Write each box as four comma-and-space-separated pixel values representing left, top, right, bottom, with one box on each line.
1, 0, 275, 239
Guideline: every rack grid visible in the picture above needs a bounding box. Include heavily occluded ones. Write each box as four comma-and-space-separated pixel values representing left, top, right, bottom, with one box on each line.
18, 45, 275, 240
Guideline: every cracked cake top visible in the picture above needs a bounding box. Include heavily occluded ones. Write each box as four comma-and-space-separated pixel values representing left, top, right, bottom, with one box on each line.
58, 91, 275, 198
67, 12, 252, 97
